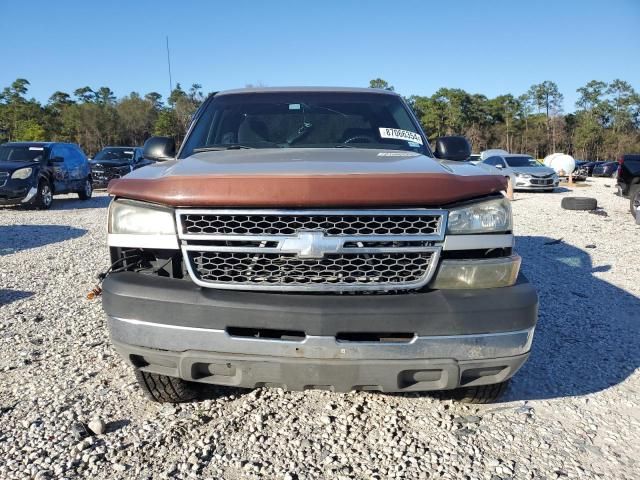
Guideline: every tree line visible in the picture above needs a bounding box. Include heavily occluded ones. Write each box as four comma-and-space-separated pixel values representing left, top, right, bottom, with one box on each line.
0, 79, 203, 156
1, 77, 638, 159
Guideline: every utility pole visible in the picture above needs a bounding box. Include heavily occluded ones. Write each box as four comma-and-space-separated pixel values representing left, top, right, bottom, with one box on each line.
166, 36, 173, 97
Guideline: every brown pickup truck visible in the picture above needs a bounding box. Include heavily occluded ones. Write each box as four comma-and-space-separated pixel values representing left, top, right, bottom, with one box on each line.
103, 87, 537, 403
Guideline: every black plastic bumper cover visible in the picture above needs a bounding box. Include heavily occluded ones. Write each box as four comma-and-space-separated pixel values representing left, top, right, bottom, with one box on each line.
102, 271, 538, 337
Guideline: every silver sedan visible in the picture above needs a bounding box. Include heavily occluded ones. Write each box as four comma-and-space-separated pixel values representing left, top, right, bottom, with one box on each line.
475, 154, 559, 192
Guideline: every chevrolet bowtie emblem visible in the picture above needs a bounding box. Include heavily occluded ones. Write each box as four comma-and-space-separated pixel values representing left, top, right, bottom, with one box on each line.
280, 231, 342, 258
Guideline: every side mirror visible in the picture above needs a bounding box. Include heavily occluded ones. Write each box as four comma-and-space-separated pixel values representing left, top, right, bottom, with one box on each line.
143, 136, 176, 162
51, 156, 64, 163
433, 136, 471, 161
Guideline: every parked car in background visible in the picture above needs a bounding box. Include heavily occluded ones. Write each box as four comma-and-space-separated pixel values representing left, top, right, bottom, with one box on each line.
90, 146, 149, 189
572, 161, 589, 181
0, 142, 92, 209
476, 153, 559, 191
592, 161, 618, 177
467, 153, 481, 162
581, 161, 598, 176
616, 153, 640, 218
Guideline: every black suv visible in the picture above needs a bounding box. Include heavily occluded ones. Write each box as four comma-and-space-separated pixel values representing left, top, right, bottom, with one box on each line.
0, 142, 93, 209
90, 146, 151, 189
616, 154, 640, 218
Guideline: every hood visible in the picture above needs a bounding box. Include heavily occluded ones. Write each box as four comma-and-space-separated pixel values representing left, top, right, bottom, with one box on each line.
511, 166, 556, 176
0, 161, 39, 172
91, 159, 131, 168
108, 148, 507, 207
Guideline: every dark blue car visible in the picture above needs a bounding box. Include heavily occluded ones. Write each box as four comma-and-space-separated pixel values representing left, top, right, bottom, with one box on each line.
0, 142, 92, 209
592, 161, 618, 177
90, 146, 151, 189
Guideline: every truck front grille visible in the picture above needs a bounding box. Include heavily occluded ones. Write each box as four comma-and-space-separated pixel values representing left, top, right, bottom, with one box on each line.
177, 209, 446, 292
92, 166, 128, 184
189, 251, 436, 288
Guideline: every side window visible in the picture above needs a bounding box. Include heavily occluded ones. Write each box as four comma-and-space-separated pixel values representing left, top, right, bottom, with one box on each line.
484, 156, 499, 166
61, 145, 75, 164
50, 145, 65, 160
74, 146, 87, 162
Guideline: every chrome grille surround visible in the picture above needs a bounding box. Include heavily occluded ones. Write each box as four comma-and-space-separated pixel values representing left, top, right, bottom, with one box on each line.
177, 209, 446, 292
0, 172, 9, 187
181, 212, 442, 236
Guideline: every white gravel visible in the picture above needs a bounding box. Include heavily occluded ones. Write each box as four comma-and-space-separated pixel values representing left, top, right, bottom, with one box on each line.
0, 178, 638, 479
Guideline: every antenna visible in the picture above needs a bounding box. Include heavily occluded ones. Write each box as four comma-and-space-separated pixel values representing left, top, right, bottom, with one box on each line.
166, 36, 173, 95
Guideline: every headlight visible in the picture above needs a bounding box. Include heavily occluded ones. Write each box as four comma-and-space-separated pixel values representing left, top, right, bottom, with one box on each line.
447, 198, 512, 234
515, 173, 531, 178
11, 167, 33, 180
109, 200, 176, 235
430, 255, 521, 289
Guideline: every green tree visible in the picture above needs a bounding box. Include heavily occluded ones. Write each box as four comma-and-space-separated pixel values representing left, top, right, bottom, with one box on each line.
48, 91, 74, 109
154, 109, 180, 137
73, 86, 95, 103
14, 119, 46, 141
95, 86, 116, 105
368, 78, 394, 91
607, 79, 637, 132
116, 92, 158, 145
0, 78, 46, 142
527, 81, 564, 153
145, 92, 163, 110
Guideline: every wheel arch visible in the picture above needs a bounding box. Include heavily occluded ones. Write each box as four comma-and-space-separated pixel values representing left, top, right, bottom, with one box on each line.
37, 171, 55, 194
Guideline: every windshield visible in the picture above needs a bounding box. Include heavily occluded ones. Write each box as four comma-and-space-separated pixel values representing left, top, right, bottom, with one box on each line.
505, 156, 540, 167
180, 92, 430, 157
0, 145, 48, 162
94, 148, 135, 161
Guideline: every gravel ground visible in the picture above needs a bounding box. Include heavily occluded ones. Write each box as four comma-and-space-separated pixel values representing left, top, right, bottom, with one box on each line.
0, 178, 638, 480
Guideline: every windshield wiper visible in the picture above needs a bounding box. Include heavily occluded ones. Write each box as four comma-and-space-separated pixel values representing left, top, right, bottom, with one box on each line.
193, 144, 255, 152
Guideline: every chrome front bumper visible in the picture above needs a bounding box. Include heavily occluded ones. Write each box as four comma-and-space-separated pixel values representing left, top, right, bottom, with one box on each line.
110, 316, 534, 392
514, 178, 559, 190
109, 315, 534, 361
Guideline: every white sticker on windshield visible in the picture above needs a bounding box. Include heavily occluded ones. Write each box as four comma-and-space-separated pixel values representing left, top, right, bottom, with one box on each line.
124, 151, 134, 154
29, 147, 44, 151
379, 128, 423, 145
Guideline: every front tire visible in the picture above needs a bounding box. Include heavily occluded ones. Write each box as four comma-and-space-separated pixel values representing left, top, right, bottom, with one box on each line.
452, 380, 509, 404
32, 179, 53, 210
78, 178, 92, 200
134, 370, 199, 403
629, 184, 640, 218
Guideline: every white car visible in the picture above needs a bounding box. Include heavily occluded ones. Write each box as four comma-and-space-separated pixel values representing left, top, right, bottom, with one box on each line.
475, 153, 559, 192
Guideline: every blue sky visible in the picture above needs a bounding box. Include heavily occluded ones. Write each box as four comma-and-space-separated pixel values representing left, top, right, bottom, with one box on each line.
1, 0, 638, 110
